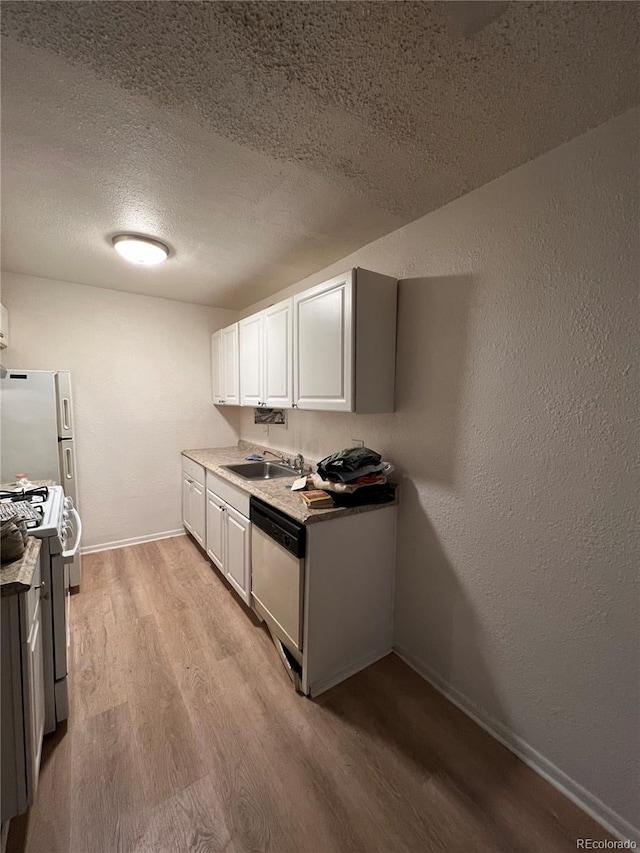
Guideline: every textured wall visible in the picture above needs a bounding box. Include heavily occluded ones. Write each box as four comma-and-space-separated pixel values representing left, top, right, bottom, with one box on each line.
0, 274, 239, 547
240, 109, 640, 836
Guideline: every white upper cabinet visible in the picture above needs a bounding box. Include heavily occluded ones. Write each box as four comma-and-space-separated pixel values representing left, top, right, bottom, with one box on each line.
211, 331, 224, 404
292, 268, 397, 413
211, 323, 240, 406
264, 298, 293, 408
215, 267, 396, 413
0, 303, 9, 349
293, 272, 354, 412
239, 312, 265, 407
221, 324, 240, 405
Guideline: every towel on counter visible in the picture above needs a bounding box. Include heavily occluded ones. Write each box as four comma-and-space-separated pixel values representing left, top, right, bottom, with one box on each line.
309, 469, 391, 494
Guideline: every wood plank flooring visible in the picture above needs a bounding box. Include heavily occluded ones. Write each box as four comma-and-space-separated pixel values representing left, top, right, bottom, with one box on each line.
8, 534, 613, 853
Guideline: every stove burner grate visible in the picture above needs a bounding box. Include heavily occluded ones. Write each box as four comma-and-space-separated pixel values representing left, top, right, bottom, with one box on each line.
0, 486, 49, 504
0, 500, 45, 526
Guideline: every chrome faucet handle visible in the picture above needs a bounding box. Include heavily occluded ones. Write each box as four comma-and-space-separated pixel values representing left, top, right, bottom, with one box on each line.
264, 449, 290, 465
294, 453, 305, 474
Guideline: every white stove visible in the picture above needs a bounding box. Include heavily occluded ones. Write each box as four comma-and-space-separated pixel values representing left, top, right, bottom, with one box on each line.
1, 486, 83, 733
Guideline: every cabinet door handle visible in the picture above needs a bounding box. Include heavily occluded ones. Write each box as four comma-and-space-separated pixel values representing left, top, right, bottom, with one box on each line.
292, 403, 297, 408
35, 580, 49, 599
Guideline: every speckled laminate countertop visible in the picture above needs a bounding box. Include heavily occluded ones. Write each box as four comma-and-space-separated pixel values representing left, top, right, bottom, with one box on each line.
1, 537, 42, 596
182, 442, 396, 525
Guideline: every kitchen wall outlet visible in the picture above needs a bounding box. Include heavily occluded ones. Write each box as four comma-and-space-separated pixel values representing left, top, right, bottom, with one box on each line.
350, 438, 365, 447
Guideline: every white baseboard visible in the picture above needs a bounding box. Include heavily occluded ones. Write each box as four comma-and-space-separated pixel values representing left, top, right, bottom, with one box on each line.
394, 646, 639, 846
309, 646, 392, 697
81, 529, 185, 555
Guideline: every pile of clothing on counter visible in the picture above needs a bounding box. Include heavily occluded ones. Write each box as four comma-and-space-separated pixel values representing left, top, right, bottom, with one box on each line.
309, 446, 395, 507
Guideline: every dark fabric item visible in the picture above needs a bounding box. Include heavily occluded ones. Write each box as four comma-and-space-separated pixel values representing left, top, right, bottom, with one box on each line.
329, 484, 396, 508
317, 447, 382, 479
1, 519, 26, 563
329, 461, 388, 483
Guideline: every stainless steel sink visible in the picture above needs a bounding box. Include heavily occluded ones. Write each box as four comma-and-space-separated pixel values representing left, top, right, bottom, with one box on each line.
223, 461, 298, 480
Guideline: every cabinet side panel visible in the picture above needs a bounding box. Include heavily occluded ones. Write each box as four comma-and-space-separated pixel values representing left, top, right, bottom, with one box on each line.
303, 507, 396, 695
354, 269, 398, 413
1, 597, 27, 821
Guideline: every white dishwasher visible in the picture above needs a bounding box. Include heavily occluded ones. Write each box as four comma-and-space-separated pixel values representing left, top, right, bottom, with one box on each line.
250, 497, 306, 687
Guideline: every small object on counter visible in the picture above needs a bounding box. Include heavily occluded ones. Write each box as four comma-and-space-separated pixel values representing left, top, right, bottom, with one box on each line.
290, 476, 308, 491
245, 454, 264, 461
299, 489, 334, 509
1, 518, 26, 563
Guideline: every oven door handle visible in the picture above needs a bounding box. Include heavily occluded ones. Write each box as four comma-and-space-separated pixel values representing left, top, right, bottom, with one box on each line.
62, 507, 83, 560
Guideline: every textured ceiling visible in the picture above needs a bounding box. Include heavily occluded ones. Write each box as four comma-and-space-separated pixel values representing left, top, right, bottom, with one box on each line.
1, 1, 638, 309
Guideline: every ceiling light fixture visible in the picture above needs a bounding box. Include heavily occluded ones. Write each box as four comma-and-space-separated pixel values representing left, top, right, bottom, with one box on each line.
112, 234, 170, 265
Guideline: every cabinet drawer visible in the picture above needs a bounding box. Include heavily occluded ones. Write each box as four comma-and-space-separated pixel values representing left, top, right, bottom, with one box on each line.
205, 470, 250, 517
182, 456, 205, 485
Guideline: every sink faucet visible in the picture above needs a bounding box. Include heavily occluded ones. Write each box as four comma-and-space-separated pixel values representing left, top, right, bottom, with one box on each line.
263, 449, 291, 466
263, 448, 305, 473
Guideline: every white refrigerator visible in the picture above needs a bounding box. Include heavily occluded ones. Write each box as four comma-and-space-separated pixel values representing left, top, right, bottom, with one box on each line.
1, 369, 82, 586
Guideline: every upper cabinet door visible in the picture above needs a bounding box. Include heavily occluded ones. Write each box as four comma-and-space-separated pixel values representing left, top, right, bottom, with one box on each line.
293, 271, 354, 412
211, 331, 224, 404
264, 299, 293, 408
239, 312, 265, 407
221, 323, 240, 405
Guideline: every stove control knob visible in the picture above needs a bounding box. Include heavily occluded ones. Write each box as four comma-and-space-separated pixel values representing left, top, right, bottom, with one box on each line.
63, 510, 70, 522
64, 496, 74, 510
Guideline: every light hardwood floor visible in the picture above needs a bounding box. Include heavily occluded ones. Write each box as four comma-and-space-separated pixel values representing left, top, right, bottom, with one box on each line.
9, 534, 612, 853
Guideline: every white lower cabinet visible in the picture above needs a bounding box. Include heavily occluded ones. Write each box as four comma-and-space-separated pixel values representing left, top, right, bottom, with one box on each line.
190, 480, 206, 549
205, 487, 251, 604
205, 489, 225, 570
224, 505, 251, 602
182, 459, 206, 550
1, 555, 45, 823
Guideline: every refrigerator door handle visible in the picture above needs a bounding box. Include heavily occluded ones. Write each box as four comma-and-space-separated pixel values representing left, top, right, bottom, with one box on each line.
62, 398, 71, 431
62, 508, 83, 560
64, 446, 73, 479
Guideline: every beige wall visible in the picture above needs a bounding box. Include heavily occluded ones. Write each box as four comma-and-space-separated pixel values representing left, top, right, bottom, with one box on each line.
0, 274, 239, 547
240, 108, 640, 838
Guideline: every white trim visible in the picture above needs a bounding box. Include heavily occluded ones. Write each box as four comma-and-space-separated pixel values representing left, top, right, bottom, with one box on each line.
309, 646, 392, 697
81, 529, 185, 555
393, 646, 640, 846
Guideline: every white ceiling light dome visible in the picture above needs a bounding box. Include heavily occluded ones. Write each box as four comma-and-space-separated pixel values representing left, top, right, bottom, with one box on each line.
112, 234, 170, 265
